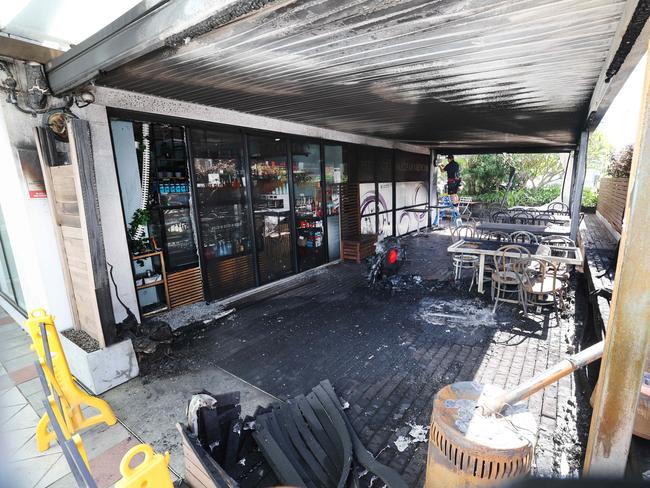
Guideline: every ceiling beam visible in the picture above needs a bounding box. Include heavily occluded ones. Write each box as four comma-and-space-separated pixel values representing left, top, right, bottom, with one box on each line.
45, 0, 279, 94
428, 146, 574, 155
0, 36, 62, 64
587, 0, 650, 130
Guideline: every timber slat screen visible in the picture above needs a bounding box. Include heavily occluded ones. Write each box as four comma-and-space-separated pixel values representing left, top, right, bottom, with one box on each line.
168, 267, 205, 308
597, 177, 629, 233
35, 127, 109, 347
339, 184, 375, 262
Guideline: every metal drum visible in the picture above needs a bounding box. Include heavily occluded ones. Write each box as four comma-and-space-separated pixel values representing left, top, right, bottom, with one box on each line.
425, 382, 537, 488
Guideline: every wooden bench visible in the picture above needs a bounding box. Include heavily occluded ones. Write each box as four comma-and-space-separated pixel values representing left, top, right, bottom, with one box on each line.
341, 235, 377, 263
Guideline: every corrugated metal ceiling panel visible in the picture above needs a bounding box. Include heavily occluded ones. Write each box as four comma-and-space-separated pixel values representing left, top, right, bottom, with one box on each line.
97, 0, 628, 149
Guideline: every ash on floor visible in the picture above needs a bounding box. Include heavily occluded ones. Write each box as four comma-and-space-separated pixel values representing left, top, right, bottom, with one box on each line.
105, 231, 590, 486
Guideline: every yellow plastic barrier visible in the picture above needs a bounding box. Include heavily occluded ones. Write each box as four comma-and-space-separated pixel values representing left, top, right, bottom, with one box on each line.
114, 444, 174, 488
44, 380, 91, 468
25, 308, 117, 452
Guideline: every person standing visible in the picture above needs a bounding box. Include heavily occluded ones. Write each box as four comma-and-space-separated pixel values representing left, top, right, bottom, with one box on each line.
441, 154, 461, 208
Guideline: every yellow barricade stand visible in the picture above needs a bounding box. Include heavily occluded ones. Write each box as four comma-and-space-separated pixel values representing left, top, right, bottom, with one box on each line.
25, 308, 117, 452
114, 444, 174, 488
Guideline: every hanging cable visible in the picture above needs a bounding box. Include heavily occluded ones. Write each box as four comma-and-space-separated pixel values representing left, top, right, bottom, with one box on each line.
133, 123, 151, 240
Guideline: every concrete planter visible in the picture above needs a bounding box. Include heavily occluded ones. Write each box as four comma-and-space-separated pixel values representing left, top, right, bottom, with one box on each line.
59, 333, 139, 395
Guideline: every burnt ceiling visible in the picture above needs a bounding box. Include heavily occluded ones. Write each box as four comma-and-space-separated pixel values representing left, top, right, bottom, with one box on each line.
96, 0, 630, 150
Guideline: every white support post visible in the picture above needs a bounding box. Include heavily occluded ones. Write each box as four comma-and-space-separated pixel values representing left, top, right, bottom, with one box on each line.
584, 41, 650, 476
570, 131, 588, 241
563, 151, 576, 206
429, 149, 438, 227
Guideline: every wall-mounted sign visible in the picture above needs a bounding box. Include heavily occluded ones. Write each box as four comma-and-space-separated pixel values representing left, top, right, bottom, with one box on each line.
18, 148, 47, 199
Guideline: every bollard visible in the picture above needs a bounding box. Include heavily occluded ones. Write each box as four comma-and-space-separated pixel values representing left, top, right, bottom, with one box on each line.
25, 308, 117, 452
114, 444, 174, 488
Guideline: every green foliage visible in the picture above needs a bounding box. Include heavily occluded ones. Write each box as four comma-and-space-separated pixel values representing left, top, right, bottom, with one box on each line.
510, 153, 564, 189
454, 152, 566, 196
456, 154, 509, 195
127, 208, 151, 254
469, 186, 561, 207
587, 130, 614, 171
581, 187, 598, 208
607, 144, 633, 178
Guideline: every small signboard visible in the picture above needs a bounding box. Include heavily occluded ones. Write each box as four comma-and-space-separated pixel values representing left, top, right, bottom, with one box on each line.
18, 148, 47, 199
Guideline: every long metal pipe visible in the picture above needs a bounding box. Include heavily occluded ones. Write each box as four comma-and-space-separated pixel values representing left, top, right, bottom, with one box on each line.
479, 341, 604, 414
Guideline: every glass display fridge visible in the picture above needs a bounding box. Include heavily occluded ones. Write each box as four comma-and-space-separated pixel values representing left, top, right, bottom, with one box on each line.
291, 141, 324, 272
148, 124, 199, 272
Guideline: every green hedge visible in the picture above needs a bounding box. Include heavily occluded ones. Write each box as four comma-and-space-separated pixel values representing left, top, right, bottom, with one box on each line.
467, 186, 561, 207
581, 187, 598, 208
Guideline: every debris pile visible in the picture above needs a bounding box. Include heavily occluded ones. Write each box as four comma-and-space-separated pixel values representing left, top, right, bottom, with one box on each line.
367, 236, 406, 285
183, 381, 408, 488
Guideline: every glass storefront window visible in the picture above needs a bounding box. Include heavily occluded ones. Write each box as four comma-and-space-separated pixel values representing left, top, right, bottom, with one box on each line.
190, 128, 255, 299
248, 135, 294, 284
324, 144, 346, 260
0, 207, 25, 312
292, 141, 324, 272
395, 151, 430, 235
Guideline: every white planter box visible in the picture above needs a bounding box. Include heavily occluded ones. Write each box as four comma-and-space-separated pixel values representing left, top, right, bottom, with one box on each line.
59, 333, 139, 395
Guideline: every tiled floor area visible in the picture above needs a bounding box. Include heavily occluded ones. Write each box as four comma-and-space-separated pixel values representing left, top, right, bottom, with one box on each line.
0, 310, 158, 488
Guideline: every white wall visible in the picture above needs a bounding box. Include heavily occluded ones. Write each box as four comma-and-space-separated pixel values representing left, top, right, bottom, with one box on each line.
0, 100, 74, 329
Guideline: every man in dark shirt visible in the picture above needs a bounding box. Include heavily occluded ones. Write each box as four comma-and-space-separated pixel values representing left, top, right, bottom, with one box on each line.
442, 154, 461, 206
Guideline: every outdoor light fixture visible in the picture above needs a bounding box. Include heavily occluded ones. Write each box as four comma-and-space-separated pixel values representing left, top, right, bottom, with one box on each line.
46, 110, 73, 142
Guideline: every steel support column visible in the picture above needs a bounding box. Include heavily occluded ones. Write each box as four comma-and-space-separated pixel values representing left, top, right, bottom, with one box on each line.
584, 41, 650, 475
569, 131, 588, 241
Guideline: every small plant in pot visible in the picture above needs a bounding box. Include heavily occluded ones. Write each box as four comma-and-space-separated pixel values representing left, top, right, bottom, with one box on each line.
127, 208, 152, 256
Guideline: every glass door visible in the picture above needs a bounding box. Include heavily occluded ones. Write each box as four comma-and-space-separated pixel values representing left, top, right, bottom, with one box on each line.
248, 135, 294, 284
149, 124, 198, 271
324, 144, 347, 260
190, 128, 256, 299
291, 140, 324, 272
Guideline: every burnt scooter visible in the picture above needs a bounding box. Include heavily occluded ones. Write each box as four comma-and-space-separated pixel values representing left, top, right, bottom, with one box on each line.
367, 236, 406, 285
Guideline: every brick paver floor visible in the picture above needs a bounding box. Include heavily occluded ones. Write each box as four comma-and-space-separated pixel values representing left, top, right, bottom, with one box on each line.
0, 309, 181, 487
109, 230, 587, 486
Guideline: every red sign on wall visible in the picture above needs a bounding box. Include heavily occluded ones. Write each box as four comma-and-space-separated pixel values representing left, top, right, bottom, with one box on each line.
18, 148, 47, 199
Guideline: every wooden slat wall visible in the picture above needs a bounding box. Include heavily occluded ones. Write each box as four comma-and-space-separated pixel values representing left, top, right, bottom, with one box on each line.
597, 177, 629, 234
168, 267, 204, 308
340, 183, 361, 240
35, 127, 106, 347
205, 254, 256, 300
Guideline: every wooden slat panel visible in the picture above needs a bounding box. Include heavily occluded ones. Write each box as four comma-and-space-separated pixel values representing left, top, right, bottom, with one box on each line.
205, 254, 255, 300
61, 226, 83, 239
58, 214, 81, 228
340, 183, 361, 240
597, 177, 629, 233
68, 119, 115, 346
55, 201, 79, 217
34, 128, 84, 336
168, 267, 204, 308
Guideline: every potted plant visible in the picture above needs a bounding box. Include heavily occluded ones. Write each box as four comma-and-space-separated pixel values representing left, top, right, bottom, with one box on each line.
127, 208, 152, 255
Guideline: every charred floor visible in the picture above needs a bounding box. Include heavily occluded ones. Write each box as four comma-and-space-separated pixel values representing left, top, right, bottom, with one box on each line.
102, 230, 590, 486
